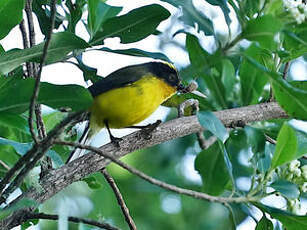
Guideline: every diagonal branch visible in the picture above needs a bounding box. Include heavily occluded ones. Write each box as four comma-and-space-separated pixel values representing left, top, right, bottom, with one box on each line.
23, 211, 122, 230
0, 102, 287, 229
102, 169, 138, 230
28, 0, 57, 143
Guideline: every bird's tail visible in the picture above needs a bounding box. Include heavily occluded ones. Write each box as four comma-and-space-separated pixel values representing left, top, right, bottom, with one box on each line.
66, 122, 92, 163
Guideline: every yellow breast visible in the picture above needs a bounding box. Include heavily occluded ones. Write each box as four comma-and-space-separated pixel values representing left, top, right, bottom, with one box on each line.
89, 74, 176, 132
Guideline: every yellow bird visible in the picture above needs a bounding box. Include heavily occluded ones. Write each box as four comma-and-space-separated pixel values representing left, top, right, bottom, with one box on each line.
67, 61, 184, 162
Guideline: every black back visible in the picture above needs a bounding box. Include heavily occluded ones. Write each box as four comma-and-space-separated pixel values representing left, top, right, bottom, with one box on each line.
88, 62, 179, 97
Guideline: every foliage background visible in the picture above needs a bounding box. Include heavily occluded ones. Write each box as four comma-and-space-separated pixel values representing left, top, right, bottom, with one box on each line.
0, 0, 307, 230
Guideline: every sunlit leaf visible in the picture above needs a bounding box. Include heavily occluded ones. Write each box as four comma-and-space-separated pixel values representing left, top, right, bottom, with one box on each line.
0, 78, 93, 113
270, 179, 300, 199
195, 141, 230, 195
271, 123, 297, 169
0, 32, 89, 74
198, 111, 229, 142
0, 0, 24, 39
90, 4, 170, 45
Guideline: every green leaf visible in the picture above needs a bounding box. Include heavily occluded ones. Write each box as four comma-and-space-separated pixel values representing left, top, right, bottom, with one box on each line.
43, 111, 66, 132
99, 47, 171, 63
240, 44, 271, 105
283, 29, 307, 62
0, 32, 89, 74
197, 111, 229, 142
255, 215, 273, 230
270, 179, 300, 199
0, 198, 37, 220
87, 0, 122, 38
65, 0, 86, 33
0, 137, 31, 155
271, 123, 297, 169
206, 0, 231, 26
75, 55, 101, 83
243, 15, 282, 50
0, 112, 29, 136
161, 0, 214, 35
221, 59, 236, 100
83, 176, 102, 189
186, 34, 227, 108
244, 54, 307, 120
256, 203, 307, 230
195, 141, 230, 195
0, 78, 93, 113
90, 4, 170, 45
32, 0, 63, 36
272, 80, 307, 120
0, 0, 24, 39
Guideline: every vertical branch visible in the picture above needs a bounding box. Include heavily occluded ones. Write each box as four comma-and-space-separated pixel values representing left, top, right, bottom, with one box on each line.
28, 0, 57, 143
102, 169, 138, 230
19, 19, 32, 77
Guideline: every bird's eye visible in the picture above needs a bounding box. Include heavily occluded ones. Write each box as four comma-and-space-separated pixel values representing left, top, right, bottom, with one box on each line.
169, 74, 177, 81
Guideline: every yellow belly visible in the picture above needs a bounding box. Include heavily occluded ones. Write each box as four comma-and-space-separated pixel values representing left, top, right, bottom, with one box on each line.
89, 75, 176, 133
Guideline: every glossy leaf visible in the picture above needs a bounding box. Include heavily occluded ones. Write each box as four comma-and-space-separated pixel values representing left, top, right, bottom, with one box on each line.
186, 34, 227, 108
32, 0, 63, 36
161, 0, 214, 35
0, 137, 31, 155
240, 44, 271, 105
0, 78, 93, 114
195, 141, 230, 195
198, 111, 229, 142
99, 47, 171, 63
221, 59, 236, 100
0, 32, 89, 74
255, 215, 273, 230
0, 112, 29, 136
0, 0, 24, 39
65, 0, 86, 33
87, 0, 122, 38
244, 54, 307, 120
243, 15, 282, 50
206, 0, 231, 26
256, 203, 307, 230
0, 198, 37, 219
270, 179, 300, 199
90, 4, 170, 45
283, 29, 307, 62
83, 176, 102, 190
271, 123, 297, 169
75, 55, 101, 84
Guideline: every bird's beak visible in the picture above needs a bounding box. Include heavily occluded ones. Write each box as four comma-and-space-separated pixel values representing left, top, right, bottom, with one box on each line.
177, 83, 186, 93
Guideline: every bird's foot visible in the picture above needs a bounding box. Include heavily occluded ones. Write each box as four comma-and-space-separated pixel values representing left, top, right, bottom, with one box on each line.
140, 120, 162, 140
110, 136, 123, 147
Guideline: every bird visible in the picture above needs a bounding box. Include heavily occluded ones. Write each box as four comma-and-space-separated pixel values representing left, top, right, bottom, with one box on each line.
66, 61, 184, 163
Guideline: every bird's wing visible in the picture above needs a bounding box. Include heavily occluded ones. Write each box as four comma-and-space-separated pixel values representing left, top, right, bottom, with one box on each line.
88, 64, 152, 97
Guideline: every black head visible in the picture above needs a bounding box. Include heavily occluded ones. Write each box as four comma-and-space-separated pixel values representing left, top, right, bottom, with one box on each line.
146, 62, 183, 91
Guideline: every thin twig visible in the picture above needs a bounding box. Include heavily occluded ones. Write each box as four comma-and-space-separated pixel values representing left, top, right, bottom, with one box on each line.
0, 111, 84, 204
28, 0, 57, 143
282, 61, 290, 79
24, 211, 121, 230
264, 134, 277, 145
102, 169, 137, 230
19, 19, 32, 77
0, 160, 10, 171
56, 141, 258, 204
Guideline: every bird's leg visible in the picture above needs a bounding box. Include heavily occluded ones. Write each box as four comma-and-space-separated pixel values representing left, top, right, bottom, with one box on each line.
105, 120, 122, 147
127, 120, 162, 140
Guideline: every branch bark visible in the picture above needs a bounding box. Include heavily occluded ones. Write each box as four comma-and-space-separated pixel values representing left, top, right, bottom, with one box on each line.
1, 102, 287, 229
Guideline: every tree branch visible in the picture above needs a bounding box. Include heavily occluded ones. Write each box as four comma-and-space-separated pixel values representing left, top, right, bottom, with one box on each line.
28, 0, 57, 143
102, 169, 138, 230
23, 211, 122, 230
0, 102, 287, 229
